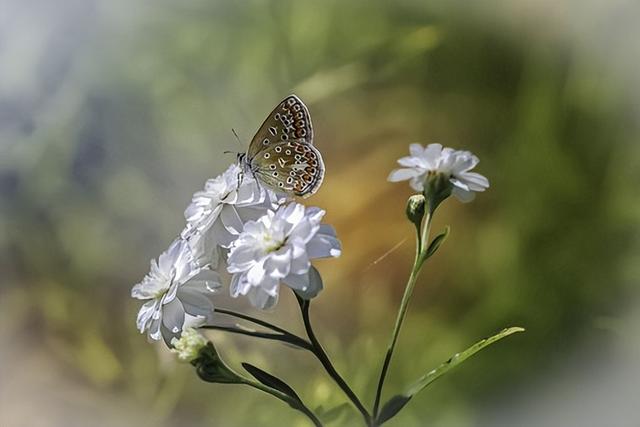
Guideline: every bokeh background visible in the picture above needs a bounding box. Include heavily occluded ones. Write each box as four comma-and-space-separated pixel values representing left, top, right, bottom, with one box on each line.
1, 0, 639, 426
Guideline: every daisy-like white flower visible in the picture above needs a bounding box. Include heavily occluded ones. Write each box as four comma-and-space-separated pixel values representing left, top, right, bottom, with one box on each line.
182, 163, 282, 259
388, 143, 489, 202
226, 202, 341, 309
132, 238, 221, 343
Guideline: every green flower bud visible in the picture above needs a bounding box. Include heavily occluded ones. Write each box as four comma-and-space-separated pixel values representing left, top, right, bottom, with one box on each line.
423, 172, 453, 213
406, 194, 426, 229
191, 341, 243, 384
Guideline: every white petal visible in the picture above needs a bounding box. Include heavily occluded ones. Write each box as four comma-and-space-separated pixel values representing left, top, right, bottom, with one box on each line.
281, 271, 309, 291
162, 299, 185, 333
306, 229, 341, 259
246, 259, 267, 285
227, 243, 260, 272
409, 143, 425, 157
158, 239, 183, 274
422, 143, 444, 167
289, 249, 310, 275
230, 273, 252, 297
185, 269, 222, 292
450, 178, 470, 192
459, 171, 489, 191
287, 266, 323, 300
264, 247, 291, 278
388, 168, 419, 182
136, 300, 158, 333
148, 318, 162, 341
281, 202, 305, 225
397, 156, 423, 168
248, 286, 279, 310
178, 288, 215, 318
452, 186, 476, 203
220, 205, 244, 235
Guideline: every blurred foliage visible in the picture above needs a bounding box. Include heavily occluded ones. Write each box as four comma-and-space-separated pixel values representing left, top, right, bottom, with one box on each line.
1, 0, 639, 426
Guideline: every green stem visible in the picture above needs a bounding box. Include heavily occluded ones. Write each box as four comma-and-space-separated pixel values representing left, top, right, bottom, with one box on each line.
373, 211, 432, 417
242, 378, 323, 427
201, 325, 312, 351
297, 296, 373, 426
215, 308, 294, 335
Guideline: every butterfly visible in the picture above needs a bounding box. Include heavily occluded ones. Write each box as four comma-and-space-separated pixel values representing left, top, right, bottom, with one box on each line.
237, 95, 324, 198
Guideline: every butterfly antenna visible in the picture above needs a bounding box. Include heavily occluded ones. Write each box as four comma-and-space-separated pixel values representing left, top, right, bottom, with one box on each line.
231, 128, 242, 146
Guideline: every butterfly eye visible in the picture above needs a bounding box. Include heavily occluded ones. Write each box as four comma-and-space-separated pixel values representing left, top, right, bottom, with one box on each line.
290, 171, 296, 176
269, 127, 277, 136
278, 182, 284, 187
274, 146, 282, 153
272, 172, 278, 177
270, 164, 276, 170
295, 112, 304, 120
285, 150, 291, 155
263, 139, 269, 145
263, 153, 270, 159
293, 104, 301, 112
287, 177, 294, 184
282, 134, 288, 140
274, 113, 281, 120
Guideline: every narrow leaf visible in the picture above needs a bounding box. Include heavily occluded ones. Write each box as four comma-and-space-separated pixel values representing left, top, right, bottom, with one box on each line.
405, 327, 525, 396
376, 395, 411, 425
425, 226, 450, 259
376, 327, 524, 425
242, 363, 302, 404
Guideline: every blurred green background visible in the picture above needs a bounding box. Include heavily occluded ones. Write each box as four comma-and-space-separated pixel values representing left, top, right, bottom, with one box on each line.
1, 0, 639, 426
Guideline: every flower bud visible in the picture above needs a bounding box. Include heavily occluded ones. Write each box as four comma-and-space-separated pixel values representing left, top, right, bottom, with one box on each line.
170, 328, 208, 362
406, 194, 426, 228
423, 172, 453, 213
191, 341, 243, 384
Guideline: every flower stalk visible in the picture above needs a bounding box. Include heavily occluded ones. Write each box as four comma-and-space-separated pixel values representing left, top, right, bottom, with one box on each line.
373, 208, 434, 417
297, 295, 373, 426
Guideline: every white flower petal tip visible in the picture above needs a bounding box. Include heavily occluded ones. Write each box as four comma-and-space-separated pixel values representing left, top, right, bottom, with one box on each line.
131, 238, 219, 343
226, 202, 339, 309
388, 143, 489, 202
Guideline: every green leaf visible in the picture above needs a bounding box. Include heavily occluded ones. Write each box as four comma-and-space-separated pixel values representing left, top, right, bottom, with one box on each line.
242, 363, 302, 405
405, 327, 525, 396
377, 395, 411, 425
424, 226, 450, 259
375, 327, 524, 425
316, 402, 350, 424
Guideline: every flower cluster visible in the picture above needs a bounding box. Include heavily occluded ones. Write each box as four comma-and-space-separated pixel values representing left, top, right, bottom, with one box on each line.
132, 163, 341, 344
129, 136, 506, 427
131, 142, 487, 350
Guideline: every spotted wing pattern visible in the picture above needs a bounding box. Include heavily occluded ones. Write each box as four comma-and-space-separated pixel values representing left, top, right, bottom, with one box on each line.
245, 95, 324, 198
247, 95, 314, 159
252, 140, 324, 198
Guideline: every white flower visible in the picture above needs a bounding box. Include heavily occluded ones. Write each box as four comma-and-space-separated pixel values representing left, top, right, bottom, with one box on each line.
170, 327, 208, 362
226, 202, 341, 309
131, 238, 221, 343
388, 143, 489, 202
182, 164, 282, 260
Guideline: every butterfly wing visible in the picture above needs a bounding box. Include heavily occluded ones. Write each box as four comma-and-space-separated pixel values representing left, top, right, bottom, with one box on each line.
252, 141, 325, 198
247, 95, 314, 160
